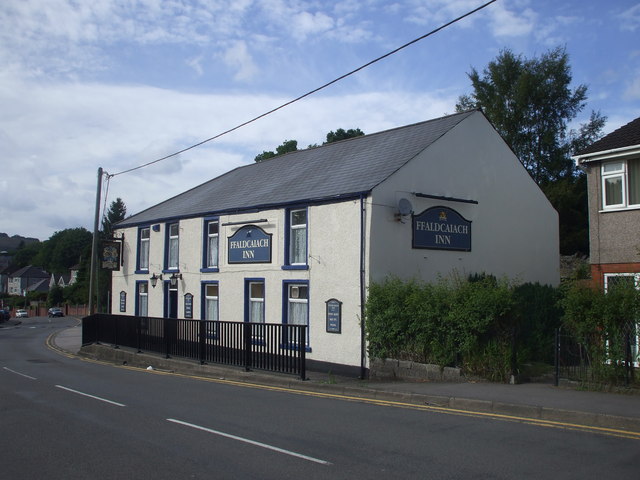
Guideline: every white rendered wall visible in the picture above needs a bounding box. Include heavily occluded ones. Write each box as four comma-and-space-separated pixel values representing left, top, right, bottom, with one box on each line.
368, 112, 560, 286
111, 199, 364, 368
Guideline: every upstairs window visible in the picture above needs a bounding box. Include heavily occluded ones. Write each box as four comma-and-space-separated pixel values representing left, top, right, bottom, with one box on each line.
206, 220, 219, 269
288, 208, 307, 266
137, 227, 150, 272
167, 223, 179, 270
602, 158, 640, 209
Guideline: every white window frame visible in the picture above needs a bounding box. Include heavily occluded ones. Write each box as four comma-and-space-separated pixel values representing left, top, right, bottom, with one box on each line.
289, 208, 307, 265
207, 220, 219, 268
601, 158, 640, 209
204, 283, 219, 338
168, 223, 179, 270
139, 227, 150, 271
137, 282, 148, 317
248, 281, 265, 324
286, 283, 309, 347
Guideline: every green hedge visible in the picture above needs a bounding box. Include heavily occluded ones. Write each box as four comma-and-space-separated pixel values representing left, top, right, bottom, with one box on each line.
365, 275, 561, 382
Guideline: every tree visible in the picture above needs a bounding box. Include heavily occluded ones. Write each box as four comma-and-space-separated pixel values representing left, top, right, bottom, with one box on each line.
456, 47, 606, 255
324, 128, 364, 144
254, 139, 298, 162
255, 128, 365, 161
102, 198, 127, 237
456, 47, 605, 185
37, 228, 92, 274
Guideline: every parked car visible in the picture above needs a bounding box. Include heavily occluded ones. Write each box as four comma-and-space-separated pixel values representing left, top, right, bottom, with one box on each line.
15, 309, 29, 318
0, 309, 10, 321
48, 307, 64, 318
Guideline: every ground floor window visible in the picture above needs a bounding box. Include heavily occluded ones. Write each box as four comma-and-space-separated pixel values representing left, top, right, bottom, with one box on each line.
285, 281, 309, 347
203, 282, 219, 338
248, 280, 265, 323
136, 281, 148, 316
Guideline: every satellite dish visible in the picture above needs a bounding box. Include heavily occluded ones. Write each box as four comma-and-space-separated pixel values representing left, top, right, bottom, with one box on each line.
398, 198, 413, 216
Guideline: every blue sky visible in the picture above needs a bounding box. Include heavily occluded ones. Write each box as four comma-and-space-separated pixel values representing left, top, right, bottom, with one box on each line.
1, 0, 639, 241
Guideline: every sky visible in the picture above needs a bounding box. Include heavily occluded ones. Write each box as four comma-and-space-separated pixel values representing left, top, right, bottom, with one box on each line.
1, 0, 639, 242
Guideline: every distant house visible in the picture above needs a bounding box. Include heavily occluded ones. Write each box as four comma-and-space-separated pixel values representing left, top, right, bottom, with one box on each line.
8, 266, 50, 296
573, 116, 640, 290
112, 110, 559, 375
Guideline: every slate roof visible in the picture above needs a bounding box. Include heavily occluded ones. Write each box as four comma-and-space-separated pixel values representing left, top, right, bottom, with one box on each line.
576, 116, 640, 159
10, 265, 49, 279
118, 110, 477, 228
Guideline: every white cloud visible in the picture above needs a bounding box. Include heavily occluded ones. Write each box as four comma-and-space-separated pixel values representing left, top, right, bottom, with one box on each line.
618, 3, 640, 31
222, 41, 259, 81
624, 74, 640, 100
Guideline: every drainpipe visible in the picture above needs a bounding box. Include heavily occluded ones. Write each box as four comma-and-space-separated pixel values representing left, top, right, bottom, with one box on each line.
360, 194, 367, 379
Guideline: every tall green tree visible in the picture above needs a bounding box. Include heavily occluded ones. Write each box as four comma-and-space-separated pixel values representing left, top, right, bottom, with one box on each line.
456, 47, 605, 185
101, 197, 127, 237
38, 228, 92, 274
456, 47, 605, 255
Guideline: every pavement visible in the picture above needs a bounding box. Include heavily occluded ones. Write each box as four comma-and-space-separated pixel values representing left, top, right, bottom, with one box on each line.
45, 322, 640, 434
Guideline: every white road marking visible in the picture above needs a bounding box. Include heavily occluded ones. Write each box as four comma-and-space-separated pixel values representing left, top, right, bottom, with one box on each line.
3, 367, 37, 380
55, 385, 126, 407
167, 418, 331, 465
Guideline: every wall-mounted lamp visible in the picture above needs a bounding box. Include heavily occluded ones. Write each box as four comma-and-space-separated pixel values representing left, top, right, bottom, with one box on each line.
150, 273, 163, 288
169, 272, 182, 287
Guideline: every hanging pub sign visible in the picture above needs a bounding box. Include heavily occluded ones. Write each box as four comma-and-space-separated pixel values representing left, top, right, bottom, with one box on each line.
101, 240, 122, 270
227, 225, 272, 264
412, 206, 471, 251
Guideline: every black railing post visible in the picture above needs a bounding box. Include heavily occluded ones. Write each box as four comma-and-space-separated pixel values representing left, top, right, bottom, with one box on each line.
244, 322, 252, 372
554, 327, 560, 387
199, 320, 206, 365
299, 325, 306, 381
136, 317, 142, 353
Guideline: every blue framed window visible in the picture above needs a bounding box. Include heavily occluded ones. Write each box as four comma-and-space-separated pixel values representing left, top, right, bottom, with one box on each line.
136, 226, 150, 273
201, 218, 219, 272
282, 280, 310, 350
244, 278, 265, 324
135, 281, 148, 317
201, 281, 219, 338
283, 207, 308, 270
164, 222, 180, 271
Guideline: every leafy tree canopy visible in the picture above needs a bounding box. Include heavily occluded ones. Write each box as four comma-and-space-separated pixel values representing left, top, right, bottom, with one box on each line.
38, 228, 92, 274
456, 46, 605, 185
254, 127, 365, 162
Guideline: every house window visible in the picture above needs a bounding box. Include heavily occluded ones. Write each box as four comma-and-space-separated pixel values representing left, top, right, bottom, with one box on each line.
138, 227, 150, 272
167, 223, 179, 270
205, 220, 219, 269
602, 158, 640, 209
288, 208, 307, 266
136, 281, 148, 316
248, 281, 264, 323
285, 282, 309, 347
204, 283, 219, 321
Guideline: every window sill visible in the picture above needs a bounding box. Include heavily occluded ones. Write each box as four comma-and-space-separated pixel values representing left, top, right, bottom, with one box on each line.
599, 205, 640, 213
281, 265, 309, 271
200, 267, 219, 273
135, 269, 149, 275
162, 269, 180, 274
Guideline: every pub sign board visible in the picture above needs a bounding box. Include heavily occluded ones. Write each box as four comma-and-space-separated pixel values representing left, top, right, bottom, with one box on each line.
326, 299, 342, 334
412, 206, 471, 251
101, 240, 122, 270
228, 225, 272, 264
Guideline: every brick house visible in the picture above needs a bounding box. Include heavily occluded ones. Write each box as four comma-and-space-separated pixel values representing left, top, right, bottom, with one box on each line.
573, 116, 640, 290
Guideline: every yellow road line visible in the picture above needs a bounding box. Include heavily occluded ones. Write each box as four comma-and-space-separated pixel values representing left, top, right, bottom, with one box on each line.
46, 340, 640, 441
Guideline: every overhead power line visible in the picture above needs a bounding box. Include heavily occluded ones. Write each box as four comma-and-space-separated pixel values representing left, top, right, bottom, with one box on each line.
110, 0, 497, 178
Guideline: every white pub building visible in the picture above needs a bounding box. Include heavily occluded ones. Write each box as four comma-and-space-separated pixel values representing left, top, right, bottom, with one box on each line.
111, 110, 559, 376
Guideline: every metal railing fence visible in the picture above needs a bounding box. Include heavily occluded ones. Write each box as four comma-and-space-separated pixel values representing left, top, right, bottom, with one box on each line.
82, 314, 306, 379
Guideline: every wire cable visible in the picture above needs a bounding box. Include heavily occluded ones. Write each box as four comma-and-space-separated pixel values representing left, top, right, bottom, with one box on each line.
111, 0, 497, 177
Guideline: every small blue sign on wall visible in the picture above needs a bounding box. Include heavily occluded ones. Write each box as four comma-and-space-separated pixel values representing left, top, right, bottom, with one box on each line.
412, 206, 471, 251
228, 225, 272, 263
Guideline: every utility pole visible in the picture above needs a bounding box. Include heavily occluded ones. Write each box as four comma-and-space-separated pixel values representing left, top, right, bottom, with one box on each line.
88, 167, 103, 314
